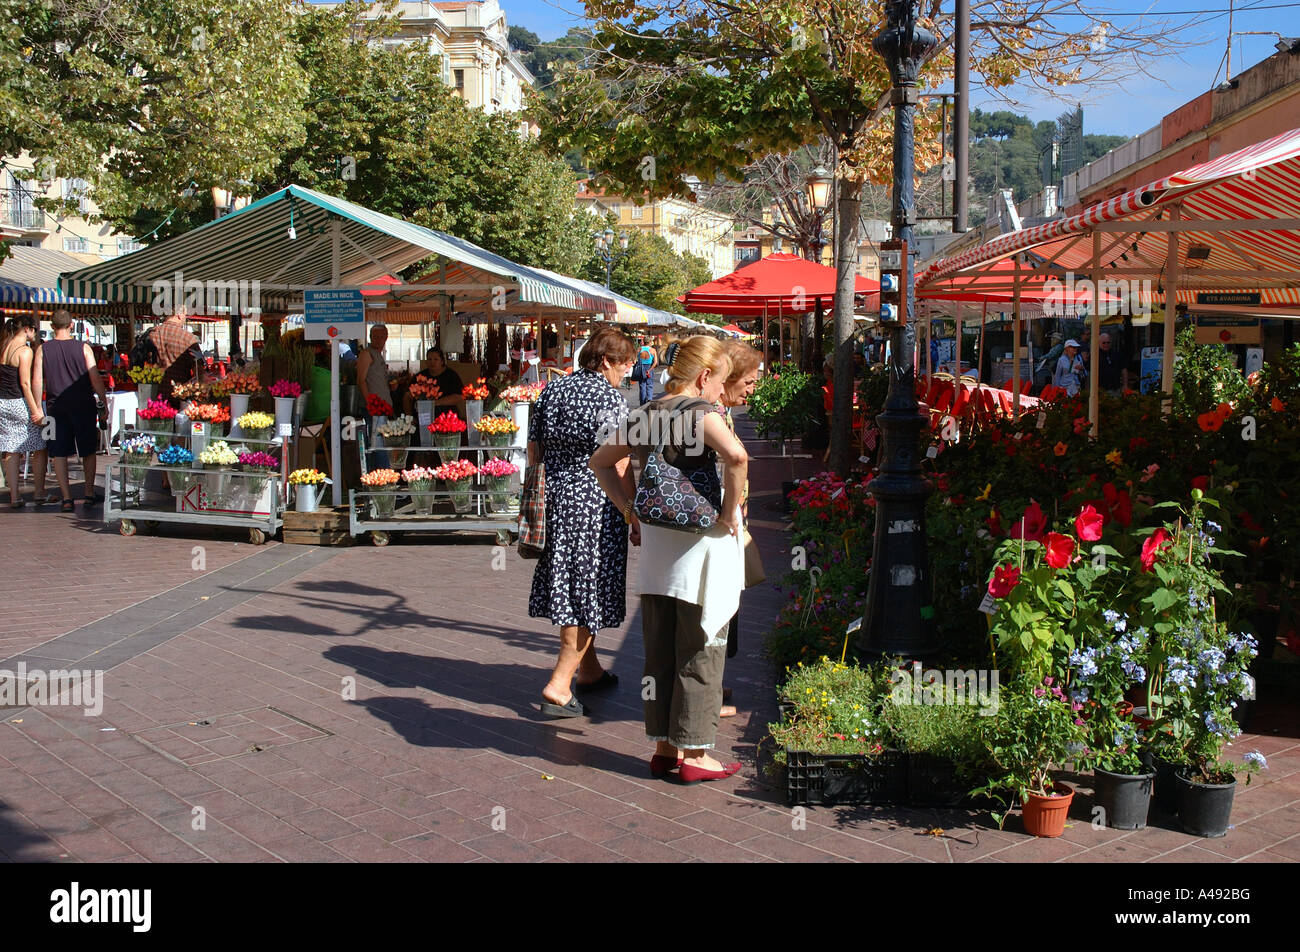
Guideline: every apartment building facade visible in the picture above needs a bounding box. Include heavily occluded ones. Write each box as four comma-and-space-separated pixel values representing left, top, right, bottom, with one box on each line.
1, 153, 138, 263
577, 181, 736, 279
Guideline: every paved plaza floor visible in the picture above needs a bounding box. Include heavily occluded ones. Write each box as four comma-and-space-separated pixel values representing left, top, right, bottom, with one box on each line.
1, 409, 1297, 863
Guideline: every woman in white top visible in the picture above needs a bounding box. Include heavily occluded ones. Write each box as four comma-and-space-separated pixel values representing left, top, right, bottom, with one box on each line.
590, 337, 749, 784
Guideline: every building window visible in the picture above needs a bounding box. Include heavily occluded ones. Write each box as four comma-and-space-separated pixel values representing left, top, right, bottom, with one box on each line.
630, 205, 643, 219
62, 177, 92, 215
454, 69, 465, 97
117, 237, 144, 255
63, 237, 90, 253
441, 54, 452, 85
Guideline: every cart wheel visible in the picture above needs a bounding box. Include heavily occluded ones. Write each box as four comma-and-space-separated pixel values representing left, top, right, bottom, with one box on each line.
371, 530, 390, 547
249, 528, 267, 546
119, 519, 137, 537
496, 529, 514, 546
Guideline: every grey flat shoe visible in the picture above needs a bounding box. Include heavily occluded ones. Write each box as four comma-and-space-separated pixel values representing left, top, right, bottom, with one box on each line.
539, 695, 585, 718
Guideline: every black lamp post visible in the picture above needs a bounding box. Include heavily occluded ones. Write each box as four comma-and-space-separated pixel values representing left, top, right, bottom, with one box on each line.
594, 227, 630, 288
805, 165, 833, 371
861, 0, 938, 658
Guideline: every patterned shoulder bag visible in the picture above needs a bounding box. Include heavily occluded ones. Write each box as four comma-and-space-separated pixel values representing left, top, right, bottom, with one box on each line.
633, 397, 718, 533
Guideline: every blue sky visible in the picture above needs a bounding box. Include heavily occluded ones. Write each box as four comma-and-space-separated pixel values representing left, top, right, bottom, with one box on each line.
490, 0, 1298, 138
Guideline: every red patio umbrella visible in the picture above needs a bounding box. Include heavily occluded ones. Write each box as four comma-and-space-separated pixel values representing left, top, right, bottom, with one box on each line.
679, 253, 878, 315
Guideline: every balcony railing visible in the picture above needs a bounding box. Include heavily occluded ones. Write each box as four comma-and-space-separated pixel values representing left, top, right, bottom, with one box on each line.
0, 188, 46, 231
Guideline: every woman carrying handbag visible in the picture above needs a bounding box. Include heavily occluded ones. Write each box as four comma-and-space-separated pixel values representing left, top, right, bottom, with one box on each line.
590, 337, 748, 784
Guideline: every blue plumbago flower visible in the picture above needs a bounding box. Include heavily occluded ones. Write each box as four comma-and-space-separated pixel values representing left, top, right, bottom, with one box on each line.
1204, 711, 1240, 739
1206, 520, 1222, 533
1103, 609, 1121, 625
1198, 647, 1226, 670
1070, 687, 1090, 704
1165, 658, 1194, 689
1069, 648, 1099, 678
1243, 750, 1267, 769
1121, 661, 1147, 684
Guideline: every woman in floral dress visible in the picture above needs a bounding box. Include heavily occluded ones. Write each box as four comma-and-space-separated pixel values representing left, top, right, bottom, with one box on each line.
528, 326, 639, 717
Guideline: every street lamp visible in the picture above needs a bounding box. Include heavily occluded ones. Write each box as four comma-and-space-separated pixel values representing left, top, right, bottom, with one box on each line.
594, 228, 630, 288
805, 165, 834, 370
861, 0, 939, 659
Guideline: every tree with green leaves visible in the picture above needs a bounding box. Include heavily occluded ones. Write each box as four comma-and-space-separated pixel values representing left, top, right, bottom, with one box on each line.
534, 0, 1191, 474
581, 224, 712, 314
2, 0, 309, 237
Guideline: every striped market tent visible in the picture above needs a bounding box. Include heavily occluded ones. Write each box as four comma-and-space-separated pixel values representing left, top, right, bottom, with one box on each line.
918, 127, 1300, 303
0, 246, 134, 321
58, 184, 617, 319
916, 127, 1300, 431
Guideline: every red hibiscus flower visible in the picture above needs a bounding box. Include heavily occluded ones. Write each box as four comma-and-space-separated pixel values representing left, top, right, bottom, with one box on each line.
987, 509, 1003, 536
1044, 532, 1075, 569
1101, 482, 1132, 528
1197, 412, 1224, 432
1075, 504, 1104, 542
988, 565, 1022, 599
1191, 475, 1209, 491
1009, 500, 1048, 542
1140, 528, 1172, 572
1270, 396, 1285, 412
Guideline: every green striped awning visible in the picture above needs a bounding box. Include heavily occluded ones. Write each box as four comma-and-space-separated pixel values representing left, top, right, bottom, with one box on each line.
58, 184, 615, 317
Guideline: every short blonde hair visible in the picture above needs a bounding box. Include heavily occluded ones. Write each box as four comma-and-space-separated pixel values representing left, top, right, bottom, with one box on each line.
664, 336, 731, 394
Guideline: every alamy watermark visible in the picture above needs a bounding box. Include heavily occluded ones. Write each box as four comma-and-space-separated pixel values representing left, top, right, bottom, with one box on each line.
889, 661, 999, 716
0, 663, 104, 716
151, 270, 261, 317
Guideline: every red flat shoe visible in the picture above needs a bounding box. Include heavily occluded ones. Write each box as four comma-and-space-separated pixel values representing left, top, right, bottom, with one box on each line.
649, 754, 683, 778
677, 761, 742, 785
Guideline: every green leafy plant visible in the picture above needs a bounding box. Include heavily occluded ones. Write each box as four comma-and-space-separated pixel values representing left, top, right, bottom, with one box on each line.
767, 657, 896, 764
746, 364, 820, 445
973, 674, 1087, 823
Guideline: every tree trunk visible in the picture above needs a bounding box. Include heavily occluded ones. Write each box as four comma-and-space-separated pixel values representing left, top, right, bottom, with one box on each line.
828, 177, 862, 476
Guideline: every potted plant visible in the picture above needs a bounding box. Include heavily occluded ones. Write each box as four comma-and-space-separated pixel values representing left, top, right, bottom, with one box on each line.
433, 459, 478, 514
127, 362, 164, 403
746, 365, 820, 505
402, 465, 437, 515
767, 658, 907, 807
158, 443, 196, 498
270, 379, 303, 431
428, 411, 467, 464
235, 410, 276, 445
479, 456, 519, 512
376, 414, 415, 470
1069, 610, 1156, 830
237, 451, 279, 512
119, 434, 156, 504
288, 468, 328, 513
408, 378, 442, 445
974, 674, 1086, 837
197, 439, 239, 507
360, 467, 401, 517
135, 398, 177, 449
463, 377, 490, 439
474, 415, 518, 459
225, 368, 263, 425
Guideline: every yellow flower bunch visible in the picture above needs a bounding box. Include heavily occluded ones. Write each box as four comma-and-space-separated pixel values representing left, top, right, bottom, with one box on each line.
288, 468, 326, 485
474, 415, 519, 436
128, 363, 164, 385
237, 411, 275, 430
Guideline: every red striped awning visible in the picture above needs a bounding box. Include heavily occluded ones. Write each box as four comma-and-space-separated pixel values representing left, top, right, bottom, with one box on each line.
918, 127, 1300, 304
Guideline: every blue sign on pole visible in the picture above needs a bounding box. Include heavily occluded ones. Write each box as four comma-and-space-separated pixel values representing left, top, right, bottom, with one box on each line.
303, 288, 367, 341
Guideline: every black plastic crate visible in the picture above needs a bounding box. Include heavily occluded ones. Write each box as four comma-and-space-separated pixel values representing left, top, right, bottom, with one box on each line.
907, 753, 980, 807
786, 749, 908, 806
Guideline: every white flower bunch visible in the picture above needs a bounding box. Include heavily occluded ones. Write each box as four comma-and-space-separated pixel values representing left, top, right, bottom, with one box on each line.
199, 440, 238, 466
377, 414, 416, 438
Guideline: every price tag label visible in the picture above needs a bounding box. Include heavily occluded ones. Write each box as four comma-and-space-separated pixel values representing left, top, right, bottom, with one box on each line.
191, 421, 204, 435
978, 592, 998, 615
417, 407, 433, 431
845, 616, 863, 635
278, 423, 293, 437
1036, 412, 1047, 429
926, 445, 938, 458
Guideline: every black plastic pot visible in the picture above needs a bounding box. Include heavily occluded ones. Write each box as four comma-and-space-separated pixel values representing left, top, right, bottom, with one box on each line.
1093, 768, 1155, 830
1152, 757, 1182, 815
1177, 772, 1236, 838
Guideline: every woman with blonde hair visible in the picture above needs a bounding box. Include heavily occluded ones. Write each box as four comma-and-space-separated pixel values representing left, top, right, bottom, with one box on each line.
590, 336, 749, 783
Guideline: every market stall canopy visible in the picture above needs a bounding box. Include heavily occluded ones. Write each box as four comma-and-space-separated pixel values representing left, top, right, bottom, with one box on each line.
678, 252, 879, 315
917, 126, 1300, 309
58, 184, 616, 318
0, 246, 140, 321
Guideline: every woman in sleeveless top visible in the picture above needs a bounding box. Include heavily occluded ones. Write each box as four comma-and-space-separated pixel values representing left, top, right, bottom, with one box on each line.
590, 337, 749, 785
0, 316, 48, 508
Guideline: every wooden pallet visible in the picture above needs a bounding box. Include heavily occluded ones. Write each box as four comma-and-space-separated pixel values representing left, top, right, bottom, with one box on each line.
282, 507, 354, 546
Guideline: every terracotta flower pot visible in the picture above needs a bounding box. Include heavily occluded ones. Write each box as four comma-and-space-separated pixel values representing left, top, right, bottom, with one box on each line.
1021, 782, 1074, 837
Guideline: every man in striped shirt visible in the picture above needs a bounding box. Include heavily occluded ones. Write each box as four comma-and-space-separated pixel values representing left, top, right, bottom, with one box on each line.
151, 312, 201, 400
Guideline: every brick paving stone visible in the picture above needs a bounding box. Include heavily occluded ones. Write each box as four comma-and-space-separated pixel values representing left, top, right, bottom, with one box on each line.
1, 416, 1297, 863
